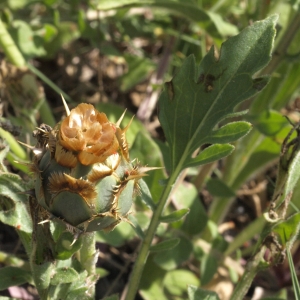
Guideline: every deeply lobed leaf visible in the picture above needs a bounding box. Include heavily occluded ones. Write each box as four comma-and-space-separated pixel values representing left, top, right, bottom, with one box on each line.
159, 15, 277, 172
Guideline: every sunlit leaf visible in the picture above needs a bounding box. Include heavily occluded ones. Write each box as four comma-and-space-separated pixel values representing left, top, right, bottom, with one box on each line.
159, 15, 277, 173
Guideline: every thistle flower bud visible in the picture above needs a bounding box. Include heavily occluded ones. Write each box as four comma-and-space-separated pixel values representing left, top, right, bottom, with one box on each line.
33, 103, 149, 234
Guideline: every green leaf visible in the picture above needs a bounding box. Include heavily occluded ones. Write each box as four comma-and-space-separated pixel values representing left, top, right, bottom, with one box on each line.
159, 15, 277, 173
153, 236, 193, 270
43, 22, 80, 58
51, 267, 80, 285
55, 232, 82, 260
284, 139, 300, 197
188, 285, 220, 300
174, 182, 208, 235
160, 208, 190, 223
9, 20, 46, 57
96, 267, 109, 278
287, 249, 300, 300
0, 267, 32, 290
31, 261, 54, 290
96, 221, 136, 247
206, 178, 235, 197
128, 214, 145, 239
184, 144, 234, 169
163, 270, 199, 297
206, 122, 252, 144
247, 110, 289, 136
0, 173, 32, 233
150, 238, 180, 252
273, 213, 300, 250
200, 253, 219, 286
0, 127, 27, 160
65, 287, 91, 300
137, 178, 156, 211
139, 255, 168, 300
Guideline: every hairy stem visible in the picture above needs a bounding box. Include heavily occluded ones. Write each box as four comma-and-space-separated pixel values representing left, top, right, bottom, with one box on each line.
79, 233, 97, 276
125, 169, 179, 300
231, 247, 266, 300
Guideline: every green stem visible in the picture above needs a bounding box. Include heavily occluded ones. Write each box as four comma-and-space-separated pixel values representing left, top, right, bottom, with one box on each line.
125, 169, 179, 300
79, 232, 97, 297
0, 20, 26, 67
79, 232, 97, 276
231, 247, 266, 300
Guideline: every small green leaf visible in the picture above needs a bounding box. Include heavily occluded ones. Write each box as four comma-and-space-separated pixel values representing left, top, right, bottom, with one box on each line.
96, 268, 109, 278
285, 142, 300, 197
31, 261, 54, 290
174, 182, 208, 235
128, 214, 145, 239
9, 20, 46, 57
138, 178, 156, 210
51, 267, 79, 285
184, 144, 234, 169
247, 110, 289, 136
163, 270, 199, 297
0, 173, 32, 233
0, 267, 32, 290
273, 213, 300, 249
150, 238, 180, 252
206, 178, 235, 197
287, 248, 300, 300
160, 208, 190, 223
206, 122, 252, 144
200, 253, 218, 286
188, 285, 220, 300
139, 255, 168, 300
0, 127, 27, 160
55, 232, 82, 260
96, 221, 135, 247
43, 23, 58, 43
65, 287, 90, 300
153, 236, 193, 270
43, 22, 80, 58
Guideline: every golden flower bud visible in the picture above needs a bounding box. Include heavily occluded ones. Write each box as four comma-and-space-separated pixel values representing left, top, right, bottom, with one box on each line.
58, 103, 119, 165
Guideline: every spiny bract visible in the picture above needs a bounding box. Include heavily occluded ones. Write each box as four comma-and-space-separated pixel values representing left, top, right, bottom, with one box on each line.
32, 103, 148, 234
